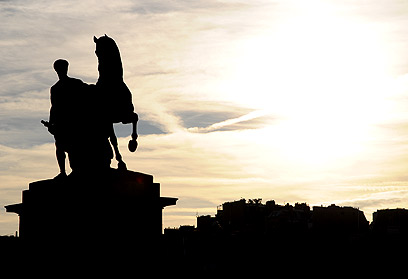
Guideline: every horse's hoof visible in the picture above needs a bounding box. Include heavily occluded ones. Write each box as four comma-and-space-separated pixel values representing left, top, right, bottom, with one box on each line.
128, 139, 138, 152
118, 161, 127, 170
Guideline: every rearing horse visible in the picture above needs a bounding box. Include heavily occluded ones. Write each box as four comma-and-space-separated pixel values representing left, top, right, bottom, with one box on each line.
93, 34, 138, 170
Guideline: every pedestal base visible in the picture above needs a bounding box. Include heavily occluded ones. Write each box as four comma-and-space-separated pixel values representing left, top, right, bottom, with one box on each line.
5, 169, 177, 247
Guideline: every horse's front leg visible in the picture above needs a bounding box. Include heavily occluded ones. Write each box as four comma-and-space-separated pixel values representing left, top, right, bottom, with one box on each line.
110, 125, 127, 170
128, 112, 138, 152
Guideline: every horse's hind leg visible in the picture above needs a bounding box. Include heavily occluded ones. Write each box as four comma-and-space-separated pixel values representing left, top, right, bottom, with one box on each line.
110, 126, 127, 170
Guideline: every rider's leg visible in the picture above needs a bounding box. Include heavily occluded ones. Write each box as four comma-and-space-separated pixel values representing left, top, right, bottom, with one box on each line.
55, 141, 67, 178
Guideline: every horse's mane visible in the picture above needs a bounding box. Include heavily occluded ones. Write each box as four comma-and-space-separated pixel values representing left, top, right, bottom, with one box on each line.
94, 35, 123, 82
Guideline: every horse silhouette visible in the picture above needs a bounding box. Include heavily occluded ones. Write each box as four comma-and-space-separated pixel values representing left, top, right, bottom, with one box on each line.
94, 34, 138, 170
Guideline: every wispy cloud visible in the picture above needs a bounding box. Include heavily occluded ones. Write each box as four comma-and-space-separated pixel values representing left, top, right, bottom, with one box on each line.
187, 110, 273, 133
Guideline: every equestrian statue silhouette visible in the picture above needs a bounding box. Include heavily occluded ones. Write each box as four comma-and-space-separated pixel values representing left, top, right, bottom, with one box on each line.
43, 35, 138, 174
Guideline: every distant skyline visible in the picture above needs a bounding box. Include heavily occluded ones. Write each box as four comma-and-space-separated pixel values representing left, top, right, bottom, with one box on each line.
2, 0, 408, 234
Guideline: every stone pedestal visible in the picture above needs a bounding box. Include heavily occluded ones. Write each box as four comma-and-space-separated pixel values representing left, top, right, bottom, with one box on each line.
5, 169, 177, 246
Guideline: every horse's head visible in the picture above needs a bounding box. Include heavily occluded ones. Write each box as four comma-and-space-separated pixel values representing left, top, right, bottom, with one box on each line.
93, 34, 119, 59
93, 34, 123, 79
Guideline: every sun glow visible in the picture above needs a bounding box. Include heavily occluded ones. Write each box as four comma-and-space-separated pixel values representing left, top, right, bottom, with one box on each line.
220, 4, 393, 167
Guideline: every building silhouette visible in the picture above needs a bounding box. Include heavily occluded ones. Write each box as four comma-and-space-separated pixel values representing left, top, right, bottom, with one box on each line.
196, 199, 368, 237
371, 208, 408, 238
312, 204, 369, 235
161, 199, 408, 274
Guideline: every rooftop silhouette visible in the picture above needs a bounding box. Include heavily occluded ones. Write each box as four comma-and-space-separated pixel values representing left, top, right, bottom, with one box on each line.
161, 199, 408, 274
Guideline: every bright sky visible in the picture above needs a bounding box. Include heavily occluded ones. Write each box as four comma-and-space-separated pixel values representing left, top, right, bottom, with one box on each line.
2, 0, 408, 234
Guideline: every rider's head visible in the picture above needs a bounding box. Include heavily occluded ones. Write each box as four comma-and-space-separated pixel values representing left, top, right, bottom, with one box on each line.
53, 59, 69, 79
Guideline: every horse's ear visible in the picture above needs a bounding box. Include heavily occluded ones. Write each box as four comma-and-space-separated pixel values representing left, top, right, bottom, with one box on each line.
104, 34, 108, 37
93, 36, 98, 43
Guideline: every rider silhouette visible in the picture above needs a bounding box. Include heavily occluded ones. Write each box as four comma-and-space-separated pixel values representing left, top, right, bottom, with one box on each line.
46, 59, 114, 177
48, 59, 87, 178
